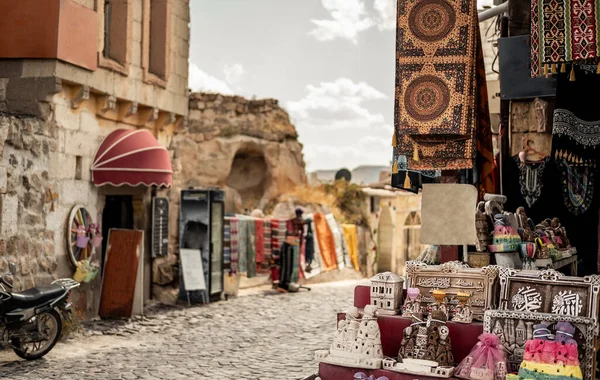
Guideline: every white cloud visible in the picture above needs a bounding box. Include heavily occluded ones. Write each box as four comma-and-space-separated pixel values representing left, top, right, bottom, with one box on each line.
287, 78, 392, 171
373, 0, 396, 31
188, 63, 233, 94
303, 136, 391, 171
224, 63, 245, 86
287, 78, 387, 129
309, 0, 375, 44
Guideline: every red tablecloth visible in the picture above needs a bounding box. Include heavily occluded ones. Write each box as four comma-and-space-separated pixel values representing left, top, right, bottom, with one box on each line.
319, 363, 463, 380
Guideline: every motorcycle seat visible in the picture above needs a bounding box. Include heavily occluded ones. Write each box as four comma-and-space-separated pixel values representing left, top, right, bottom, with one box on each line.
11, 284, 65, 309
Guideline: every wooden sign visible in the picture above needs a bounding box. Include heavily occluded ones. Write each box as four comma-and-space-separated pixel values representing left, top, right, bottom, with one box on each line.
406, 260, 499, 321
499, 268, 600, 320
99, 229, 144, 319
484, 310, 597, 378
180, 248, 206, 292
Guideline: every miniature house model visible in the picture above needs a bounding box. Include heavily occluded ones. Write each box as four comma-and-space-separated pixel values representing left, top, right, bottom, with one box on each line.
370, 272, 404, 315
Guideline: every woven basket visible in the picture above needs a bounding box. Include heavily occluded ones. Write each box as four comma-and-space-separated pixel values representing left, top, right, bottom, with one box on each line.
468, 252, 490, 268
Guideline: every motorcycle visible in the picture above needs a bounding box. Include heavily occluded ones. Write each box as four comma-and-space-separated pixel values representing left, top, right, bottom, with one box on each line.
0, 262, 80, 360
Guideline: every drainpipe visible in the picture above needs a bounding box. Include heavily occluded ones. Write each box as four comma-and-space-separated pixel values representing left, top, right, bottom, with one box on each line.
478, 2, 508, 22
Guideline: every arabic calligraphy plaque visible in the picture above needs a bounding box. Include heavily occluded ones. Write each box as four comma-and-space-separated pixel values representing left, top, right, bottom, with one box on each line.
406, 261, 500, 321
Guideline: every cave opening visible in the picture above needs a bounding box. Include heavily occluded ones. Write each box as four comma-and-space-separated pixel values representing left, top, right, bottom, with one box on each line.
226, 147, 270, 212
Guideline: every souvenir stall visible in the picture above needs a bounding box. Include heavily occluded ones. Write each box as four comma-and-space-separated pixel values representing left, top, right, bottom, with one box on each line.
310, 0, 600, 377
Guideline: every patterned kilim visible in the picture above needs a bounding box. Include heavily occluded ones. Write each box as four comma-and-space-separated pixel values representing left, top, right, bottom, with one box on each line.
223, 218, 231, 271
229, 218, 239, 274
394, 0, 492, 173
531, 0, 600, 77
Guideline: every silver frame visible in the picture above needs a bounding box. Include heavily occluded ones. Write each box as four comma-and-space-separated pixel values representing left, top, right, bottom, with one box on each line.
405, 261, 500, 320
483, 309, 598, 380
499, 268, 600, 322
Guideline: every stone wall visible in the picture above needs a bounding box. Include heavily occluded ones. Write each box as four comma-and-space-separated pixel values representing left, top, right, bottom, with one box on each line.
0, 114, 61, 290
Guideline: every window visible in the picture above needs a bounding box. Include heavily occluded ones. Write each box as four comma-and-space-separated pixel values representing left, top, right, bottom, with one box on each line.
148, 0, 169, 79
75, 156, 83, 180
370, 196, 380, 213
98, 0, 131, 74
387, 301, 391, 307
102, 0, 128, 64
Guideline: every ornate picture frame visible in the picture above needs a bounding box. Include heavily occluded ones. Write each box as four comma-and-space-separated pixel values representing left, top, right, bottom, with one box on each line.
405, 261, 500, 320
499, 268, 600, 321
483, 310, 598, 379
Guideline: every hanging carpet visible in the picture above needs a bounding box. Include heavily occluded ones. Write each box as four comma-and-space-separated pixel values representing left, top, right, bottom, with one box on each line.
531, 0, 600, 77
229, 218, 239, 274
513, 156, 550, 208
313, 213, 337, 271
393, 0, 495, 196
342, 224, 360, 271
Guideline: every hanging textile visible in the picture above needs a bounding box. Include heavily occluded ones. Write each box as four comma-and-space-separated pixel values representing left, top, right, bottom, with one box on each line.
254, 220, 265, 264
394, 0, 494, 189
313, 213, 337, 271
391, 153, 440, 193
326, 214, 345, 269
223, 218, 231, 271
513, 156, 550, 208
552, 65, 600, 216
270, 219, 287, 259
342, 224, 360, 271
229, 218, 239, 274
246, 219, 257, 278
306, 214, 323, 277
305, 222, 315, 266
263, 219, 272, 265
530, 0, 600, 77
237, 218, 249, 273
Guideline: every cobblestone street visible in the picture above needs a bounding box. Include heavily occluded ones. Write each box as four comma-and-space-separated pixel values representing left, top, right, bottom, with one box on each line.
0, 280, 360, 380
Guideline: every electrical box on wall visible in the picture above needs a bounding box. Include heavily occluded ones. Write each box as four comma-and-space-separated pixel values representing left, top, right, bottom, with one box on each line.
499, 36, 556, 99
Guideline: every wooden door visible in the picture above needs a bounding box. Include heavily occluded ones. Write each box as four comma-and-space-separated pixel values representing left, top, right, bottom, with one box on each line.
99, 229, 143, 318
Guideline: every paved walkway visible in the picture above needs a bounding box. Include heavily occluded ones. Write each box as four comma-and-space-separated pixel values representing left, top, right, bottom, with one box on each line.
0, 280, 360, 380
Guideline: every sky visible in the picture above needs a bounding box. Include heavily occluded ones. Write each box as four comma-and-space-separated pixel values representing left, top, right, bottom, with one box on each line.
189, 0, 493, 172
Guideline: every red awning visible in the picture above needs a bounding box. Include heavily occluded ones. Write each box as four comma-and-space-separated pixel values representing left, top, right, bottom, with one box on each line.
91, 129, 172, 187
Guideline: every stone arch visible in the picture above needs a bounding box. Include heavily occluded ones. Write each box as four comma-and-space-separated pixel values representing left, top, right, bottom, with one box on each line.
225, 143, 272, 212
404, 211, 421, 226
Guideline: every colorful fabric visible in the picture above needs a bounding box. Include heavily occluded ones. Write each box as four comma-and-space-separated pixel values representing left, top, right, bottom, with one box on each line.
262, 220, 272, 263
237, 218, 248, 273
531, 0, 600, 77
270, 219, 287, 258
229, 218, 239, 274
513, 156, 550, 208
394, 0, 492, 173
254, 220, 265, 263
325, 214, 345, 269
391, 153, 440, 193
313, 213, 337, 271
342, 224, 360, 271
246, 219, 257, 278
557, 158, 596, 215
223, 218, 231, 270
305, 214, 322, 278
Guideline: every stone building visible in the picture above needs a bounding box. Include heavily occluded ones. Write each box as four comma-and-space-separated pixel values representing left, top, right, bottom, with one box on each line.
0, 0, 189, 315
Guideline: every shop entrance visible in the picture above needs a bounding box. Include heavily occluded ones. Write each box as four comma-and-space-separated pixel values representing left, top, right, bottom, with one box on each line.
101, 195, 134, 274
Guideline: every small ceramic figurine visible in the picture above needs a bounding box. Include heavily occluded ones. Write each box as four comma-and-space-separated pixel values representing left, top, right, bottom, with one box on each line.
426, 310, 454, 367
398, 312, 424, 361
515, 207, 533, 242
475, 202, 491, 252
316, 305, 383, 369
451, 292, 473, 324
551, 217, 570, 248
428, 289, 448, 316
401, 288, 422, 318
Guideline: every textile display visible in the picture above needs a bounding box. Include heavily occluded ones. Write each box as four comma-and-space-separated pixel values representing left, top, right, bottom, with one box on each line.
325, 213, 345, 269
279, 242, 300, 287
342, 224, 360, 271
229, 218, 239, 274
394, 0, 495, 190
254, 219, 265, 264
262, 219, 272, 264
270, 219, 287, 258
552, 65, 600, 216
513, 156, 551, 208
223, 218, 231, 269
246, 219, 257, 278
306, 214, 323, 276
338, 221, 350, 266
391, 153, 440, 193
313, 213, 338, 271
530, 0, 600, 77
237, 218, 248, 274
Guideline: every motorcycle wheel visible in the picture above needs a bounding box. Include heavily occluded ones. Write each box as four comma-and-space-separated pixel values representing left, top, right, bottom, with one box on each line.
12, 309, 62, 360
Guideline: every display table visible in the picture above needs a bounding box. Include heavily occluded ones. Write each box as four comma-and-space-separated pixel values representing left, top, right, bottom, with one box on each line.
319, 363, 463, 380
319, 285, 485, 380
535, 255, 577, 275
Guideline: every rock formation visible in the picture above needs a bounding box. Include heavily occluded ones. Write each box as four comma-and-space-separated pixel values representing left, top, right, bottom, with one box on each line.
171, 93, 307, 213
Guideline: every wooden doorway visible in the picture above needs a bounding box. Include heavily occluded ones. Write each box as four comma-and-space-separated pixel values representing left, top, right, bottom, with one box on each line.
102, 195, 134, 274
